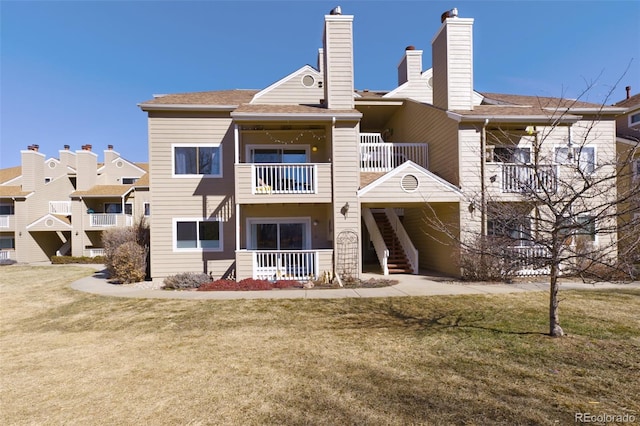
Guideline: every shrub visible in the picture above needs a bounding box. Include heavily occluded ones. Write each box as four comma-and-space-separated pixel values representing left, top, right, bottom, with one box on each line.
51, 255, 105, 264
109, 241, 147, 284
162, 272, 211, 290
197, 278, 302, 291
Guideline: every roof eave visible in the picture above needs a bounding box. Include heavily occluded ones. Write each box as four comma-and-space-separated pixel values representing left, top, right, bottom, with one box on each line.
448, 112, 581, 124
230, 112, 363, 122
138, 103, 238, 112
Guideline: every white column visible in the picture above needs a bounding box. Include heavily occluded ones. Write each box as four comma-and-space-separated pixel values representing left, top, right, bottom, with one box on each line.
234, 124, 240, 164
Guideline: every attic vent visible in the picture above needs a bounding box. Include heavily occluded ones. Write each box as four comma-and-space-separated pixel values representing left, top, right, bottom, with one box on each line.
401, 174, 419, 192
302, 75, 315, 88
116, 161, 124, 168
48, 162, 57, 169
45, 218, 54, 227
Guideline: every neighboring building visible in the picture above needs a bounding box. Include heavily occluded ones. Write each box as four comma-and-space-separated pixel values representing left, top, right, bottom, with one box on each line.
0, 144, 149, 262
130, 7, 622, 282
614, 88, 640, 266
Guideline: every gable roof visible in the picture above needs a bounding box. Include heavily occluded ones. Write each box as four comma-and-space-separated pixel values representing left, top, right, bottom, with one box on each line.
358, 161, 463, 202
614, 92, 640, 108
0, 166, 22, 184
251, 65, 322, 103
71, 185, 135, 198
26, 214, 72, 231
0, 185, 31, 198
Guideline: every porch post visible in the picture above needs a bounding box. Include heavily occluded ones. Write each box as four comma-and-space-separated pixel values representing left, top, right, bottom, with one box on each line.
235, 203, 240, 251
234, 124, 240, 164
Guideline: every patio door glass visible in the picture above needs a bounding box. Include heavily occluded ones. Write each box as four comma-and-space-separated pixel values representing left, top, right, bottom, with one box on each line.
250, 220, 308, 250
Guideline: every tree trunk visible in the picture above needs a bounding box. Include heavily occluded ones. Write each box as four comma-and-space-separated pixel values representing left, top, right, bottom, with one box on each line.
549, 265, 564, 337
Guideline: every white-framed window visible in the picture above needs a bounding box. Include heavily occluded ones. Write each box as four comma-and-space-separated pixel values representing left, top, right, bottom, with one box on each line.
144, 202, 150, 216
174, 218, 223, 251
246, 217, 311, 250
245, 145, 309, 164
560, 214, 597, 243
122, 177, 139, 185
488, 146, 530, 164
629, 112, 640, 127
173, 144, 222, 177
554, 146, 595, 174
487, 216, 532, 246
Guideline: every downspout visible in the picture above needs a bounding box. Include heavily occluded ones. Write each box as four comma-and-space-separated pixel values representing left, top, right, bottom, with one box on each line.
480, 118, 489, 238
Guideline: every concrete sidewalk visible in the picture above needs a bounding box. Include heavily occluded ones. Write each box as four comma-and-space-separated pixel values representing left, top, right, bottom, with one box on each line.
70, 266, 640, 300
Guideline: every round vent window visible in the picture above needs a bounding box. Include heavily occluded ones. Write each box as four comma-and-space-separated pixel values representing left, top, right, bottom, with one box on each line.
116, 161, 124, 168
302, 75, 315, 87
48, 162, 57, 169
401, 174, 419, 192
427, 77, 433, 88
45, 218, 54, 227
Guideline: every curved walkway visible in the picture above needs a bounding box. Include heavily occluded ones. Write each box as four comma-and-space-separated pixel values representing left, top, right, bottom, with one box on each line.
70, 266, 640, 300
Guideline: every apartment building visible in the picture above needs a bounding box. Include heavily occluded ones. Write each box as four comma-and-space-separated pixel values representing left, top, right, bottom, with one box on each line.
139, 7, 625, 282
0, 145, 149, 262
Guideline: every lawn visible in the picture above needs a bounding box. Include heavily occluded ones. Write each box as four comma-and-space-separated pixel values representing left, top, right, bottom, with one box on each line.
1, 265, 638, 425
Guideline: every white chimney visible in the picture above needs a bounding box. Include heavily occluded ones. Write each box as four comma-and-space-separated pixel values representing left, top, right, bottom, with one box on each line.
322, 8, 354, 109
432, 9, 474, 111
20, 146, 45, 192
398, 45, 423, 85
75, 147, 98, 191
59, 145, 76, 170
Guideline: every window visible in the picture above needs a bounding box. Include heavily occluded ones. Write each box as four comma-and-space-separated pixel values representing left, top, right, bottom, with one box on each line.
104, 203, 132, 214
487, 217, 532, 246
630, 112, 640, 127
560, 215, 596, 243
174, 145, 222, 177
249, 147, 308, 164
247, 218, 310, 250
175, 219, 222, 251
633, 159, 640, 181
0, 203, 15, 215
122, 177, 139, 185
144, 203, 150, 216
490, 147, 530, 163
0, 236, 15, 249
555, 146, 595, 174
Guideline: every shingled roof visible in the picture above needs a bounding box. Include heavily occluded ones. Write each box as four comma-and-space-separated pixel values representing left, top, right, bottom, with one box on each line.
140, 89, 259, 106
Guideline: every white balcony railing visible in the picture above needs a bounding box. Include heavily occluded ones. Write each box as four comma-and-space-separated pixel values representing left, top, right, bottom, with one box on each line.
501, 164, 557, 193
0, 215, 9, 228
252, 164, 317, 194
360, 141, 428, 172
252, 250, 319, 281
86, 248, 105, 257
89, 214, 133, 227
0, 250, 11, 260
49, 201, 72, 215
504, 245, 551, 276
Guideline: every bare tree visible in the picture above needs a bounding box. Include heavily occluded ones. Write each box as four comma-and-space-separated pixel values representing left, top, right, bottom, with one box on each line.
423, 83, 640, 337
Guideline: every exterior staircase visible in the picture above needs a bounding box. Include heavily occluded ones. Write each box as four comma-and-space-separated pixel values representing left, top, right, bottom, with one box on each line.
371, 211, 413, 274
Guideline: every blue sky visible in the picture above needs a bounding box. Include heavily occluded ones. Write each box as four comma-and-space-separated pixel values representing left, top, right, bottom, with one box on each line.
1, 0, 639, 168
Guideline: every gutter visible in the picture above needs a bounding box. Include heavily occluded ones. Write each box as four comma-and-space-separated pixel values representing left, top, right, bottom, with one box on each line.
447, 111, 582, 124
231, 112, 362, 122
138, 103, 239, 112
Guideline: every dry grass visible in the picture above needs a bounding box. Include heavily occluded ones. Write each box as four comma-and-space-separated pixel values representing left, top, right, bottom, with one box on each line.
1, 265, 639, 425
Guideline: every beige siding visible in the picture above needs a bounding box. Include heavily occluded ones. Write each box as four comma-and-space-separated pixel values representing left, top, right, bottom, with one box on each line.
431, 24, 448, 111
458, 126, 481, 195
76, 150, 98, 191
386, 101, 460, 185
323, 15, 354, 109
147, 112, 237, 279
251, 68, 324, 105
359, 167, 461, 203
20, 150, 45, 193
403, 204, 461, 277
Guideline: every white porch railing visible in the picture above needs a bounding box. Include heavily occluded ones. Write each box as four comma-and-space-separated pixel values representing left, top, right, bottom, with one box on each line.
87, 248, 105, 257
0, 215, 9, 228
362, 208, 389, 275
49, 201, 72, 215
252, 250, 319, 281
252, 164, 317, 194
0, 250, 12, 260
385, 208, 418, 274
89, 214, 133, 227
501, 164, 557, 193
505, 245, 551, 276
360, 140, 428, 171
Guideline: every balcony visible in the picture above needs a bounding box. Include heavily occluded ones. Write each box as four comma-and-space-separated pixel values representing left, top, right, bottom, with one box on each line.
504, 245, 551, 276
49, 201, 72, 215
487, 163, 557, 194
235, 163, 332, 204
87, 213, 133, 228
0, 250, 14, 261
360, 133, 428, 172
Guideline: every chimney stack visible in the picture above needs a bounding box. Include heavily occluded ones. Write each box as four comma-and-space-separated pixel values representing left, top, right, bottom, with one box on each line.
59, 145, 76, 170
626, 86, 631, 100
75, 147, 98, 191
398, 45, 424, 86
21, 146, 45, 192
432, 8, 474, 111
322, 6, 354, 109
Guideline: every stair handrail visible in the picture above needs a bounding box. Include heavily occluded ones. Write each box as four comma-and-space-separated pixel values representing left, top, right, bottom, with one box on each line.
362, 208, 389, 275
384, 208, 418, 274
